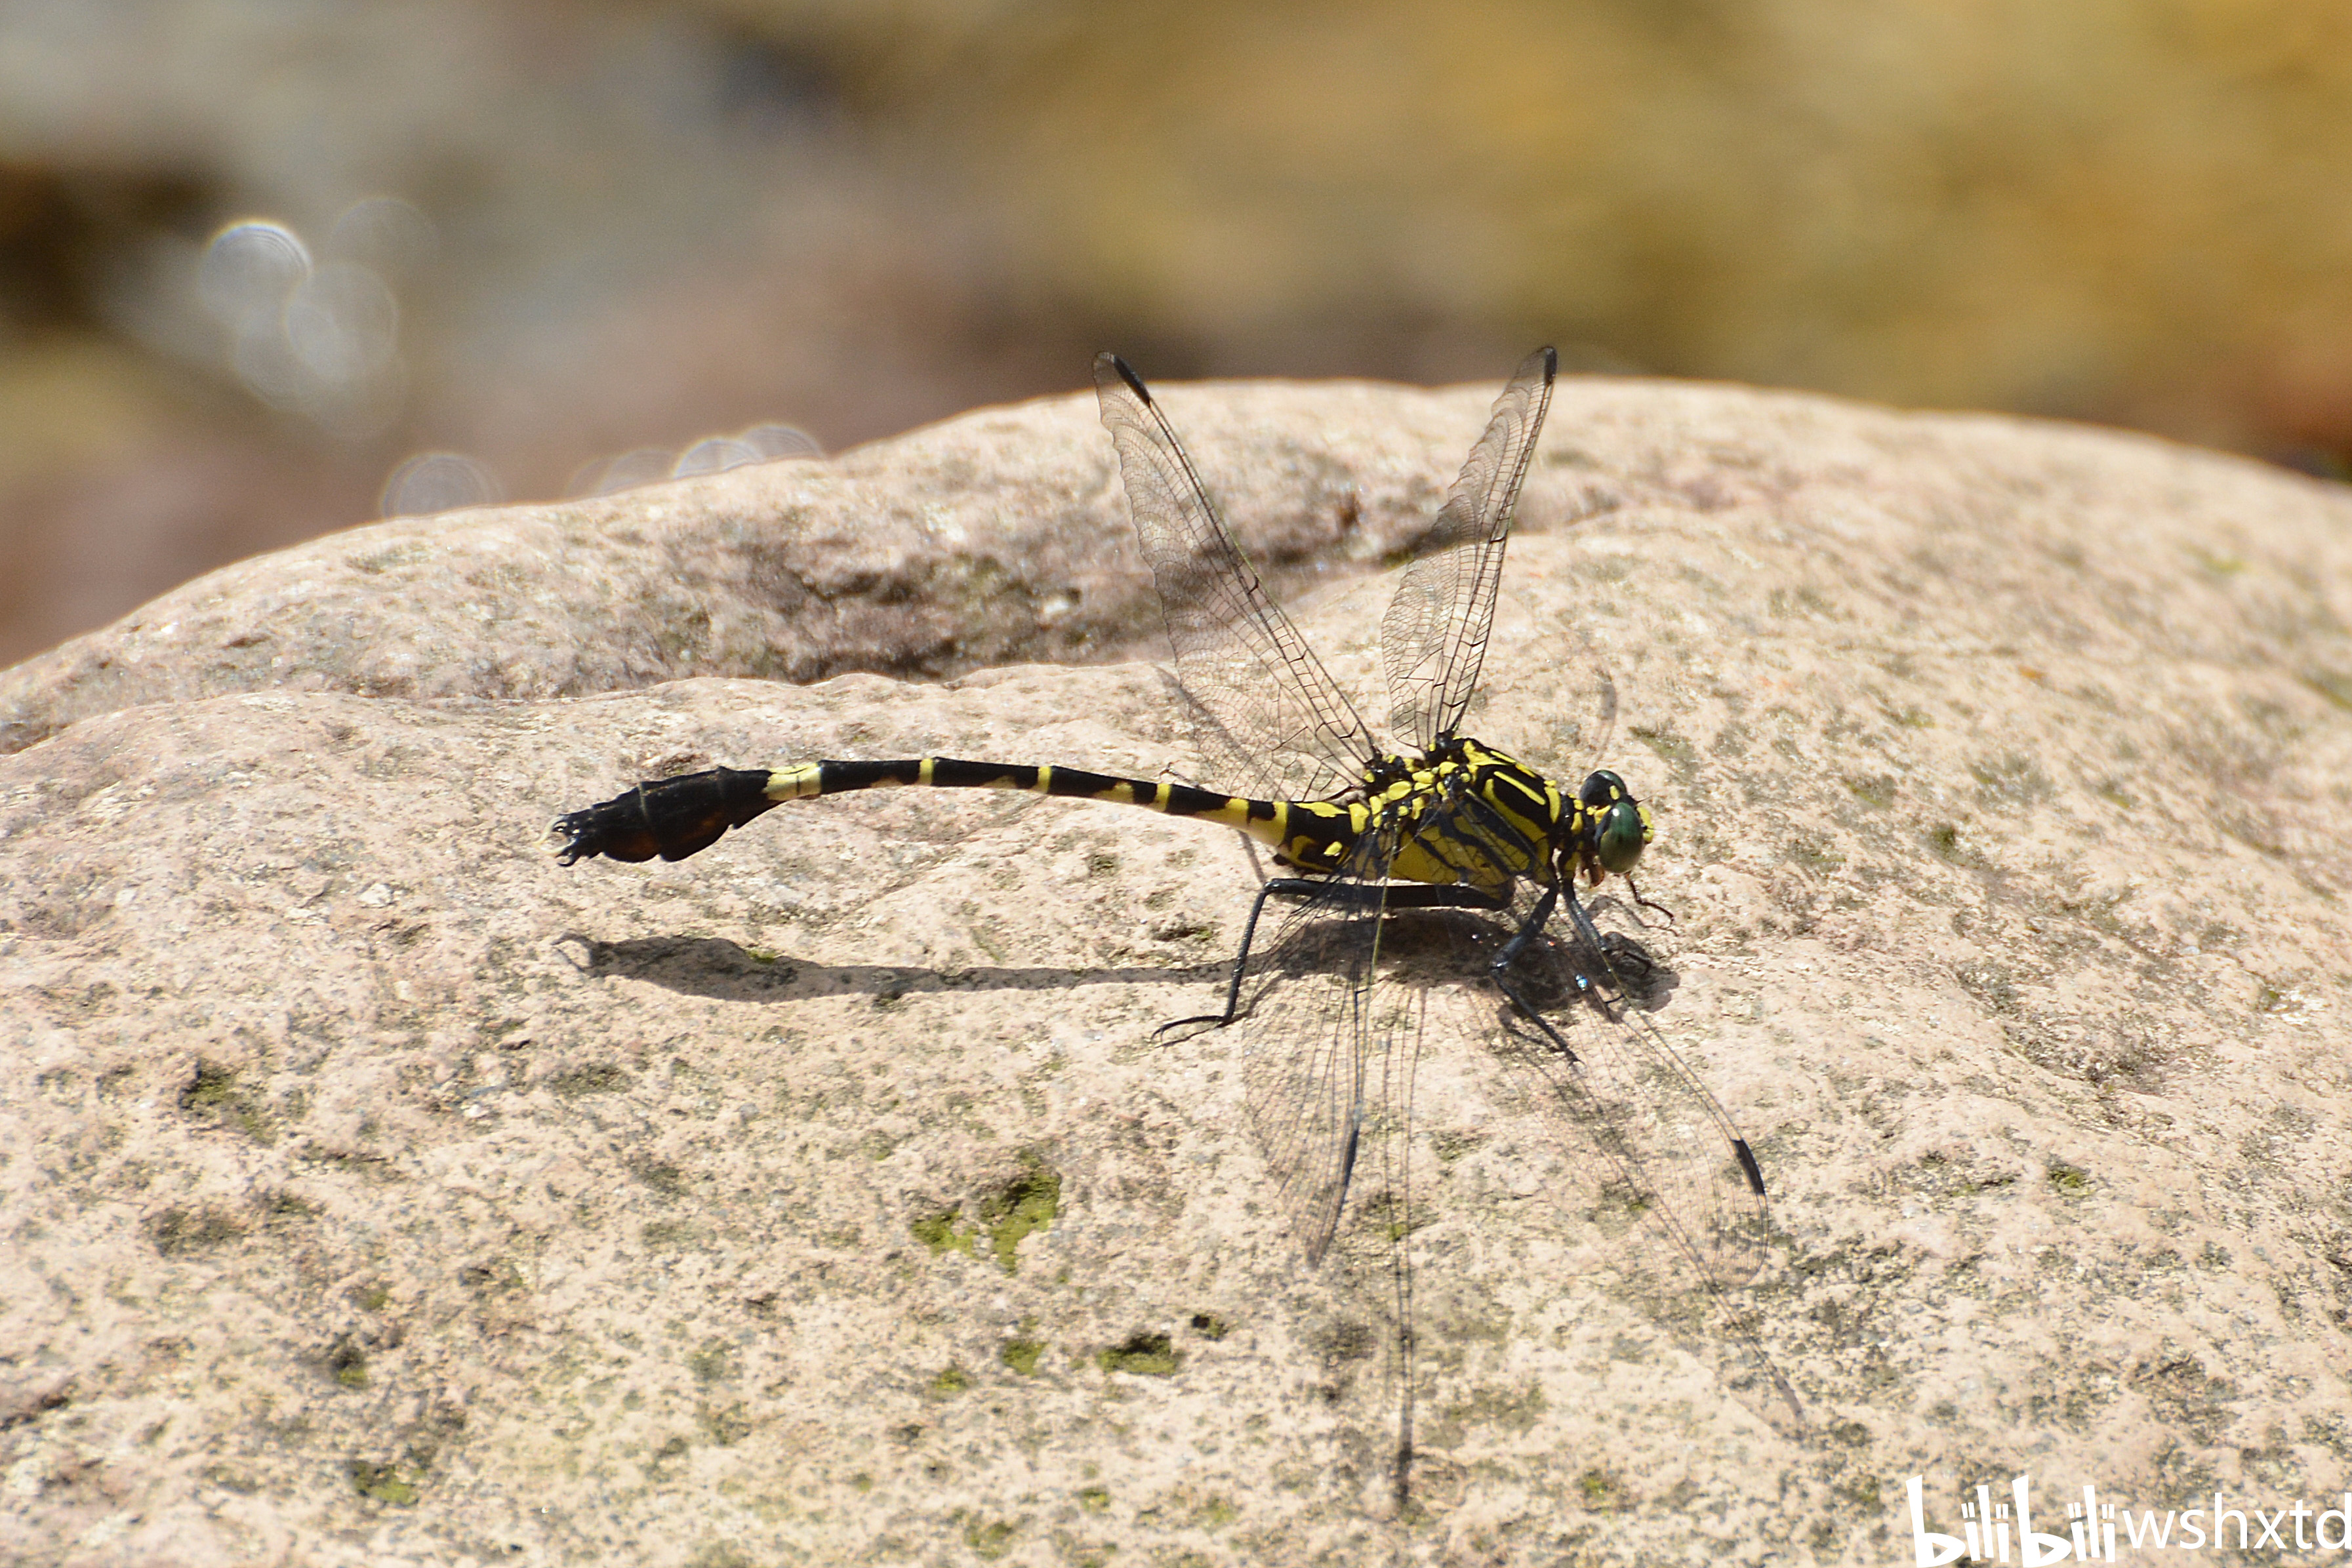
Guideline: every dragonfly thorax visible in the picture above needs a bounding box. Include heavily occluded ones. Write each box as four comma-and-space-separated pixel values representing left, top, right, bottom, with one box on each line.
1333, 736, 1650, 897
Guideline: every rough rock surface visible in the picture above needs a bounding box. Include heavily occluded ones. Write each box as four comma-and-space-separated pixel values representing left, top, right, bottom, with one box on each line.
0, 378, 1593, 757
2, 374, 2349, 1567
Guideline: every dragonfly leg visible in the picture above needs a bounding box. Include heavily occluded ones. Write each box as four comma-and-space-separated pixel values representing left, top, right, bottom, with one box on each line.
1554, 882, 1652, 1026
1159, 876, 1516, 1040
1486, 883, 1592, 1064
1625, 872, 1677, 925
1156, 874, 1509, 1039
1152, 876, 1326, 1036
1373, 884, 1509, 912
1493, 881, 1561, 971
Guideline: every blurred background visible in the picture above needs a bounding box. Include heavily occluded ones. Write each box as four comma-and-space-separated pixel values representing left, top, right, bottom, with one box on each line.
5, 0, 2351, 666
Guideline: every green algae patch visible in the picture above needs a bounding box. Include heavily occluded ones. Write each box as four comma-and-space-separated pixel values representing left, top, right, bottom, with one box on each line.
548, 1063, 630, 1097
347, 1459, 419, 1506
184, 1061, 239, 1111
963, 1518, 1017, 1559
1577, 1467, 1625, 1510
910, 1153, 1060, 1272
980, 1155, 1061, 1274
182, 1061, 277, 1142
911, 1208, 976, 1258
1097, 1331, 1180, 1377
326, 1336, 369, 1389
688, 1339, 739, 1385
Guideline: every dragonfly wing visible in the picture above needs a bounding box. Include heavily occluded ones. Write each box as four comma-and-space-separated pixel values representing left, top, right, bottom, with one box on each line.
1095, 353, 1377, 802
1502, 929, 1766, 1290
1230, 890, 1392, 1265
1227, 817, 1432, 1267
1484, 883, 1805, 1434
1381, 346, 1556, 750
1226, 833, 1439, 1509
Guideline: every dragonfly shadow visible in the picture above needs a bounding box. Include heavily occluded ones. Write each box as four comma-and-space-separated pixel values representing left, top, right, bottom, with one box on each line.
1373, 901, 1682, 1017
1581, 929, 1680, 1015
554, 932, 1229, 1007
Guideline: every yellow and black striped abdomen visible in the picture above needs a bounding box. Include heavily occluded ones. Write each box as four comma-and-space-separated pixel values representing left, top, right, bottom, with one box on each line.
549, 756, 1368, 868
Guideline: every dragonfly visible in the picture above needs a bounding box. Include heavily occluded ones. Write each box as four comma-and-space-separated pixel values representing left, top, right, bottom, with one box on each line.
551, 348, 1794, 1511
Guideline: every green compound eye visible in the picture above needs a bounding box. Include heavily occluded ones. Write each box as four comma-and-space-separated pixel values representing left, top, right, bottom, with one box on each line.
1594, 799, 1648, 875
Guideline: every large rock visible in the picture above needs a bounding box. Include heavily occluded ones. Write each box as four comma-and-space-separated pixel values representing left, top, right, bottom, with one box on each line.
0, 378, 1602, 757
2, 374, 2348, 1565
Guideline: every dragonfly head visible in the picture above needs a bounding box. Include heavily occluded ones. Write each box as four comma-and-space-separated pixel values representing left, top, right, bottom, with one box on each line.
1573, 769, 1652, 883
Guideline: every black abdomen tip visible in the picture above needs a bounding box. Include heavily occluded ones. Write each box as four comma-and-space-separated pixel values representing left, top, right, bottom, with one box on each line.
550, 767, 779, 864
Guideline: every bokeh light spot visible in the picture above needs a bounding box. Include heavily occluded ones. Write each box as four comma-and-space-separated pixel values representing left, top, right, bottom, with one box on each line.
380, 451, 502, 517
569, 448, 678, 497
740, 423, 824, 460
197, 221, 310, 330
287, 263, 400, 383
672, 436, 762, 476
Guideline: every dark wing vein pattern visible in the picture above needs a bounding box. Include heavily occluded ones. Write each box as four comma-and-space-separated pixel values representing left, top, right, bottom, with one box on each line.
1094, 353, 1376, 802
1380, 346, 1558, 751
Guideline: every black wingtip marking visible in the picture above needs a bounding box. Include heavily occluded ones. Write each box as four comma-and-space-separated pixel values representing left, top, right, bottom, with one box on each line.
1101, 352, 1153, 403
1734, 1138, 1765, 1196
1537, 344, 1558, 384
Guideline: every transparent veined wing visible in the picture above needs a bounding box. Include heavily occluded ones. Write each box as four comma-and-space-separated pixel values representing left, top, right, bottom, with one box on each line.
1381, 346, 1556, 751
1095, 353, 1378, 803
1480, 879, 1806, 1435
1217, 822, 1420, 1266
